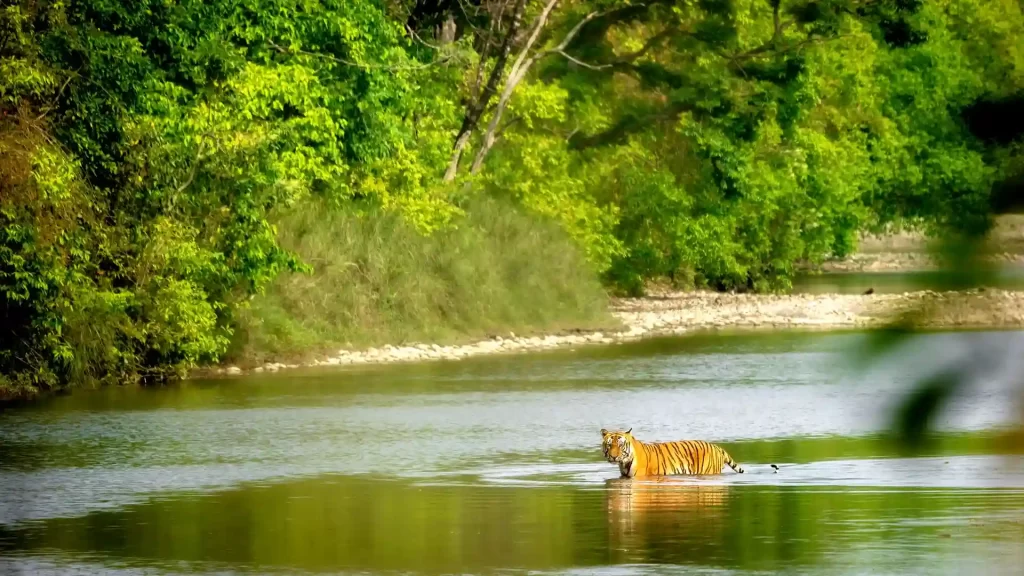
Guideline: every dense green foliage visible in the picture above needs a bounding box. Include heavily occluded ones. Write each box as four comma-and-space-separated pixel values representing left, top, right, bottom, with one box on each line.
1, 0, 461, 397
478, 0, 1024, 293
2, 0, 1023, 397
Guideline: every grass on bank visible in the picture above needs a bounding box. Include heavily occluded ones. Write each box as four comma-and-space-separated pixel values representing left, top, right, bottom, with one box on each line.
227, 196, 620, 366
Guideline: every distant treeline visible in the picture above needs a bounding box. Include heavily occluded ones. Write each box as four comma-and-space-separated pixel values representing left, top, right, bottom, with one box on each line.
1, 0, 1022, 397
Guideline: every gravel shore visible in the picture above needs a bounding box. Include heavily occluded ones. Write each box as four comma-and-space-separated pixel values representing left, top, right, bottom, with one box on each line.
201, 287, 1024, 377
197, 217, 1024, 378
814, 216, 1024, 272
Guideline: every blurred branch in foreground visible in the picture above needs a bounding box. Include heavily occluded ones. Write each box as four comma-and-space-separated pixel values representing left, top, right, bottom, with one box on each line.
857, 94, 1024, 451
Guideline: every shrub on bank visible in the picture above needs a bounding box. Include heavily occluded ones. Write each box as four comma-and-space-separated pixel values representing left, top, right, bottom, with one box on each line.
228, 196, 617, 366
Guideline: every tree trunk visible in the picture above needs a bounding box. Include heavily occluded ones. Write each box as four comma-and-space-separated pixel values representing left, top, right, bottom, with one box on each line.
443, 0, 527, 182
469, 0, 562, 175
471, 5, 604, 175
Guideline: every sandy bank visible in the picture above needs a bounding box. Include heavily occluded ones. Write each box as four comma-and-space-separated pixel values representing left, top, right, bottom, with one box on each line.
812, 215, 1024, 272
813, 251, 1024, 273
613, 288, 1024, 331
200, 288, 1024, 377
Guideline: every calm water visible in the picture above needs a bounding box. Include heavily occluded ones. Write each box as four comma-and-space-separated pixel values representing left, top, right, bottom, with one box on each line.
791, 266, 1024, 294
2, 330, 1024, 575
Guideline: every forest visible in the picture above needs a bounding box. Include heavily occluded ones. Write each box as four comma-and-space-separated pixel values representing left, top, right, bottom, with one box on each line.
2, 0, 1023, 397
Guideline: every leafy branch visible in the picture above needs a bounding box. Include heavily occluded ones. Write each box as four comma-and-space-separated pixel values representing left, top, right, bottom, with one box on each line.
266, 41, 453, 71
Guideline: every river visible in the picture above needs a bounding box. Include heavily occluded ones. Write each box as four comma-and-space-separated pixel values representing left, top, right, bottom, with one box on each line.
2, 330, 1023, 575
790, 266, 1024, 294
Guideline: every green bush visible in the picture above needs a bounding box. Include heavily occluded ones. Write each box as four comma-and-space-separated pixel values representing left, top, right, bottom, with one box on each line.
0, 0, 460, 399
229, 196, 617, 365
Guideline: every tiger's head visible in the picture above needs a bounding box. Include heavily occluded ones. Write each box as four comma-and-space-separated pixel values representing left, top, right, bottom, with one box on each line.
601, 428, 634, 464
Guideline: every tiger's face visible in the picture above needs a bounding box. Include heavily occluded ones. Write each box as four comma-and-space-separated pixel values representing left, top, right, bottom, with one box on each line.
601, 428, 633, 463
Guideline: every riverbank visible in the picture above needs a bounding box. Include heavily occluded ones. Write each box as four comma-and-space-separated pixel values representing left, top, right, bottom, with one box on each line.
813, 250, 1024, 273
813, 215, 1024, 273
200, 215, 1024, 378
197, 287, 1024, 377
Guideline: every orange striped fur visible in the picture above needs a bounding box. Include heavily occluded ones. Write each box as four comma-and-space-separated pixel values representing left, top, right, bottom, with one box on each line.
601, 428, 745, 478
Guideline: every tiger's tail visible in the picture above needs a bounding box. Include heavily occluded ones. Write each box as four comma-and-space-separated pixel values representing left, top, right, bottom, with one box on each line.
723, 450, 745, 474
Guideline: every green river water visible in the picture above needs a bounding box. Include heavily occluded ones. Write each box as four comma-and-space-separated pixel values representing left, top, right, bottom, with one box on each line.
2, 329, 1023, 575
790, 266, 1024, 294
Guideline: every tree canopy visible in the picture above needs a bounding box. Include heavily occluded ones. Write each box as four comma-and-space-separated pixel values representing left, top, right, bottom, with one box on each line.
2, 0, 1023, 395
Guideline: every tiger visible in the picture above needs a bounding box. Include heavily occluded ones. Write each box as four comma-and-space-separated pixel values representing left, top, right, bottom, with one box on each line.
601, 428, 745, 478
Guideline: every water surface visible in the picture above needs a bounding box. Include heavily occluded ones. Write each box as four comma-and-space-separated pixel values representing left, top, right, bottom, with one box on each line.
2, 330, 1023, 575
791, 266, 1024, 294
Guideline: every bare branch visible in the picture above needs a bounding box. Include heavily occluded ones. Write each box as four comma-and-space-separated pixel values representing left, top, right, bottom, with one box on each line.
455, 0, 483, 21
176, 139, 207, 195
471, 5, 616, 175
468, 0, 563, 175
556, 49, 611, 70
553, 20, 684, 71
33, 74, 74, 122
405, 24, 443, 51
452, 2, 651, 179
506, 0, 563, 83
445, 0, 528, 182
538, 6, 609, 59
471, 0, 510, 100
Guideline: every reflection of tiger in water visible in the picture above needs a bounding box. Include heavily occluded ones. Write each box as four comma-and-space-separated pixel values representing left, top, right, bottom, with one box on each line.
601, 428, 745, 478
605, 477, 729, 513
605, 477, 730, 563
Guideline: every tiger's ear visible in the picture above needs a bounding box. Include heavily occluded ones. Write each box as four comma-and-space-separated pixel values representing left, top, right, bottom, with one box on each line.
626, 428, 632, 435
600, 428, 608, 436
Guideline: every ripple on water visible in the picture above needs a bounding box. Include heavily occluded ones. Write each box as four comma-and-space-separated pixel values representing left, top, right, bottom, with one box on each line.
2, 330, 1023, 536
439, 454, 1024, 490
